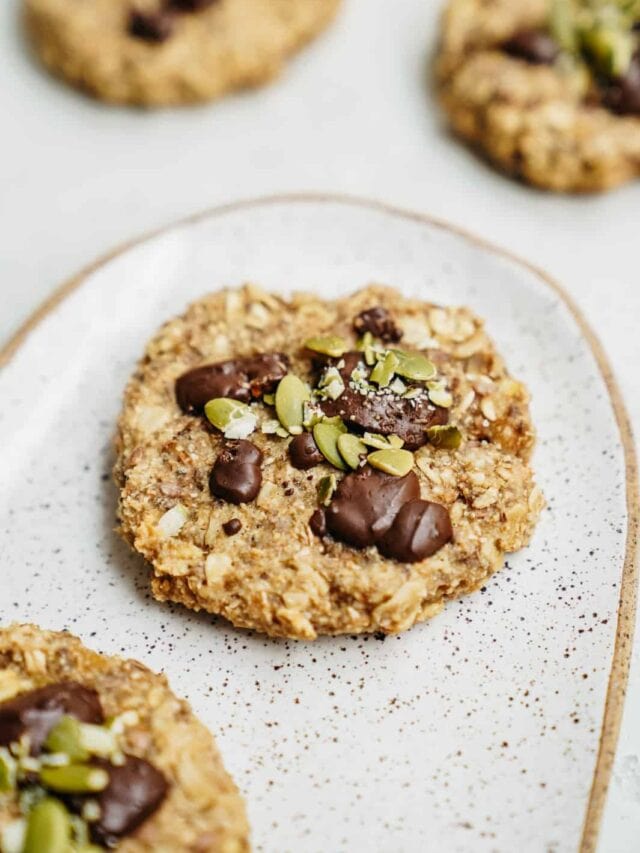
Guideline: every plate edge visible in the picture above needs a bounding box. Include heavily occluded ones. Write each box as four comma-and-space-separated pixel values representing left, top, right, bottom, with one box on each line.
0, 192, 636, 852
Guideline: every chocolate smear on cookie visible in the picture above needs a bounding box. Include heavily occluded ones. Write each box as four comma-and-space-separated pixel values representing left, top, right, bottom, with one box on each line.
167, 0, 219, 10
503, 30, 559, 65
353, 306, 402, 342
0, 682, 103, 754
210, 440, 263, 504
318, 353, 448, 450
377, 499, 453, 562
128, 9, 175, 43
176, 353, 289, 413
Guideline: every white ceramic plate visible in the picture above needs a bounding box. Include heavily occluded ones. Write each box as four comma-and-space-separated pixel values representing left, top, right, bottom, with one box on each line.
0, 197, 635, 853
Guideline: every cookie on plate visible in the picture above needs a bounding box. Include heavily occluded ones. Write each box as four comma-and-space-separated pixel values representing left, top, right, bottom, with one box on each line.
24, 0, 341, 106
0, 624, 249, 852
436, 0, 640, 192
115, 284, 544, 640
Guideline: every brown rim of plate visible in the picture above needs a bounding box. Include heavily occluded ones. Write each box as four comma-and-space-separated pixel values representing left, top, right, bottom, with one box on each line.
0, 193, 636, 852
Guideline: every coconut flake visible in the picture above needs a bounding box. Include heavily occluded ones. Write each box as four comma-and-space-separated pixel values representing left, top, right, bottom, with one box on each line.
157, 504, 188, 538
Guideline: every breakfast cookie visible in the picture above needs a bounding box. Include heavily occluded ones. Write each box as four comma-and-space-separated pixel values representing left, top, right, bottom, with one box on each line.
114, 285, 544, 640
24, 0, 341, 106
0, 624, 249, 852
436, 0, 640, 191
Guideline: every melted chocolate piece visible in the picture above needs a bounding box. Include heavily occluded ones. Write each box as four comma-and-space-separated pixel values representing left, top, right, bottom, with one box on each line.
0, 682, 103, 755
90, 756, 168, 846
210, 440, 263, 504
309, 509, 327, 538
353, 307, 402, 343
377, 499, 453, 563
289, 433, 323, 470
128, 9, 174, 42
223, 518, 242, 536
326, 469, 420, 549
503, 29, 559, 65
319, 353, 448, 450
602, 55, 640, 115
168, 0, 218, 10
176, 353, 289, 413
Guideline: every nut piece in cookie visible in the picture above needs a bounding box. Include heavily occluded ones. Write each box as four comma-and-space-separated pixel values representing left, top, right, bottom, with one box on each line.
115, 284, 543, 639
0, 624, 250, 851
436, 0, 640, 192
24, 0, 342, 107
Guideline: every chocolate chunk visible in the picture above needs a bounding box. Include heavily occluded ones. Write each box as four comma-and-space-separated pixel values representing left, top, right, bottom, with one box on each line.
326, 469, 420, 549
353, 307, 402, 343
289, 433, 323, 470
309, 508, 327, 538
128, 9, 175, 42
0, 682, 103, 754
503, 30, 559, 65
602, 55, 640, 115
210, 440, 263, 504
90, 756, 168, 846
377, 500, 453, 563
319, 353, 448, 450
167, 0, 218, 10
176, 353, 289, 413
223, 518, 242, 536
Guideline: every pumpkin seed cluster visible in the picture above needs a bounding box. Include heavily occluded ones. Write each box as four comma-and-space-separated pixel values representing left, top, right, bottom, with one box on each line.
551, 0, 640, 78
0, 711, 136, 853
203, 329, 463, 479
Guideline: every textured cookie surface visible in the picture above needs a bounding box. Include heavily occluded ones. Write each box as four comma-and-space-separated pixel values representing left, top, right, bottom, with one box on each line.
115, 285, 544, 640
24, 0, 340, 106
436, 0, 640, 191
0, 624, 250, 852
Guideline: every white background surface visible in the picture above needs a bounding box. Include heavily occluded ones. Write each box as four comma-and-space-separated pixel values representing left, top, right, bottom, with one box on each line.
0, 0, 637, 849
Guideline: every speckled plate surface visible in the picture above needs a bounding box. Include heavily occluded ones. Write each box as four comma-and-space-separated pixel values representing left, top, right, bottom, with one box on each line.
0, 197, 635, 853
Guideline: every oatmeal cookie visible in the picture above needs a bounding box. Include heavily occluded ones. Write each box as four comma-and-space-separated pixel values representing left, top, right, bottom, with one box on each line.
0, 624, 249, 852
24, 0, 341, 106
436, 0, 640, 192
115, 285, 544, 640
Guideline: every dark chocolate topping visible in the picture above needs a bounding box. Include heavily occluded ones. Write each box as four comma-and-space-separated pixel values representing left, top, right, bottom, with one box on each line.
223, 518, 242, 536
89, 756, 168, 846
353, 306, 402, 343
128, 9, 175, 42
167, 0, 218, 10
319, 353, 448, 450
377, 499, 453, 563
503, 29, 559, 65
0, 682, 104, 755
309, 508, 327, 538
176, 353, 289, 413
210, 440, 263, 504
289, 433, 323, 470
325, 469, 420, 549
602, 54, 640, 115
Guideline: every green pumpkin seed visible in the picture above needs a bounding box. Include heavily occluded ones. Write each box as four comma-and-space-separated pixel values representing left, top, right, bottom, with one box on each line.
426, 424, 462, 450
313, 422, 347, 471
317, 474, 337, 506
23, 798, 71, 853
262, 393, 275, 406
317, 366, 345, 400
204, 398, 250, 431
426, 381, 453, 408
388, 434, 404, 448
370, 351, 399, 388
303, 336, 348, 358
44, 716, 88, 762
337, 433, 367, 469
361, 432, 392, 450
392, 350, 437, 382
367, 448, 414, 477
582, 24, 633, 77
39, 764, 110, 794
0, 747, 16, 791
275, 374, 310, 433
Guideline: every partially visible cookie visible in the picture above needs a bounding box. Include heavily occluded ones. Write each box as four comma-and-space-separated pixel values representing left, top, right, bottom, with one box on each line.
436, 0, 640, 192
24, 0, 341, 106
114, 284, 544, 640
0, 624, 250, 852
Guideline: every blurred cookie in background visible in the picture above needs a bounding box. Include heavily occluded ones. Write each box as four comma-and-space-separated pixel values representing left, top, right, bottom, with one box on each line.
24, 0, 341, 106
436, 0, 640, 192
